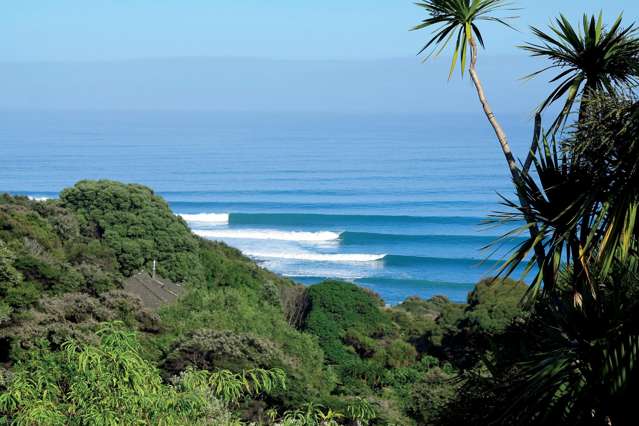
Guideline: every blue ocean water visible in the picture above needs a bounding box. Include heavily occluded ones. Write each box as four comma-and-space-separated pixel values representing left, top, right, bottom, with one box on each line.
0, 110, 534, 304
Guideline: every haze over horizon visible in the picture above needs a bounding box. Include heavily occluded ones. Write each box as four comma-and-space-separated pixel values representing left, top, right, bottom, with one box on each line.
4, 1, 636, 115
1, 55, 556, 115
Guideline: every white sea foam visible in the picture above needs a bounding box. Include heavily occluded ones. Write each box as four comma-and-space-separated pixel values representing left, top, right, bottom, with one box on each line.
246, 251, 385, 263
194, 229, 341, 242
178, 213, 229, 225
283, 273, 365, 281
27, 196, 52, 202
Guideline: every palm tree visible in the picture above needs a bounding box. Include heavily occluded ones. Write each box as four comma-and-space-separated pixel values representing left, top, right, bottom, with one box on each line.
412, 1, 555, 284
494, 93, 639, 425
522, 13, 639, 132
412, 0, 519, 177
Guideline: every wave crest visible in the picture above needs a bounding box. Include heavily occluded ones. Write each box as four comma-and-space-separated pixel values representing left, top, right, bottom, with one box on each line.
178, 212, 229, 225
246, 251, 385, 263
193, 229, 341, 242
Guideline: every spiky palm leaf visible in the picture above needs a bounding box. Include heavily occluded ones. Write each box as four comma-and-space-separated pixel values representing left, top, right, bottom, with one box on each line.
496, 94, 639, 301
412, 0, 517, 79
492, 92, 639, 426
500, 265, 639, 425
581, 97, 639, 275
493, 133, 597, 301
522, 13, 639, 131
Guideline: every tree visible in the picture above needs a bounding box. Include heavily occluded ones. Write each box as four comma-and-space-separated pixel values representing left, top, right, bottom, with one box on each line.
60, 180, 203, 283
522, 13, 639, 131
496, 92, 639, 425
412, 0, 519, 177
412, 1, 554, 283
411, 4, 639, 424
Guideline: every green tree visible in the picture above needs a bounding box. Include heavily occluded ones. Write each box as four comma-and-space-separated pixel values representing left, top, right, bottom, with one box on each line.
465, 278, 527, 334
303, 281, 392, 366
522, 13, 639, 131
60, 180, 202, 283
496, 92, 639, 425
413, 0, 520, 179
412, 1, 554, 282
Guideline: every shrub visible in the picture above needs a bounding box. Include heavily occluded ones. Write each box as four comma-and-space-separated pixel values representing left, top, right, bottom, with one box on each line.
1, 291, 160, 359
406, 367, 458, 426
0, 323, 283, 425
60, 180, 203, 284
304, 281, 393, 366
155, 286, 332, 407
163, 329, 285, 374
385, 340, 417, 369
465, 278, 527, 334
0, 241, 22, 290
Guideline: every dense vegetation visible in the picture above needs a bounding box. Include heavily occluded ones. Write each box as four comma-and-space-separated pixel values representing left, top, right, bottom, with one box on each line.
413, 1, 639, 424
0, 181, 532, 424
1, 2, 638, 425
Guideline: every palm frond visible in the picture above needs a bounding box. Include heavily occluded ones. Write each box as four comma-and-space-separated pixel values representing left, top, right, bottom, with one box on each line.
521, 13, 639, 131
413, 0, 518, 79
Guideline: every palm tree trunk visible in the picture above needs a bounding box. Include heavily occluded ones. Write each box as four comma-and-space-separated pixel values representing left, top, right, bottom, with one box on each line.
467, 36, 553, 289
467, 37, 519, 178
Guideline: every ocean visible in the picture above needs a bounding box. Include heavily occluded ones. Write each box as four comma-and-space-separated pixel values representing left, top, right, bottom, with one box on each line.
0, 110, 534, 305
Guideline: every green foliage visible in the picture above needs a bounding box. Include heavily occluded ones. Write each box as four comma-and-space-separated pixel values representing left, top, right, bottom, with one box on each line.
0, 241, 22, 290
406, 368, 458, 426
154, 285, 332, 407
304, 281, 393, 365
2, 291, 160, 360
387, 278, 527, 375
487, 85, 639, 424
345, 397, 377, 425
391, 295, 465, 354
0, 195, 122, 316
303, 281, 453, 423
413, 0, 517, 79
465, 278, 527, 334
60, 180, 202, 283
0, 322, 280, 425
522, 13, 639, 130
162, 329, 286, 374
0, 242, 24, 318
385, 340, 418, 369
178, 366, 286, 405
280, 402, 345, 426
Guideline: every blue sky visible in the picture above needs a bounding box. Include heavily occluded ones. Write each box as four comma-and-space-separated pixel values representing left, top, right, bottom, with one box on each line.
3, 1, 638, 61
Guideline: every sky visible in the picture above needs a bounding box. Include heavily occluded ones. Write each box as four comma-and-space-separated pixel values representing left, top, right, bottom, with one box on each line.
0, 1, 637, 113
3, 0, 638, 62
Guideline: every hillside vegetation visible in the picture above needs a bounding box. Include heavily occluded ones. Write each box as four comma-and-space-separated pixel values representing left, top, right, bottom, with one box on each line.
0, 180, 530, 425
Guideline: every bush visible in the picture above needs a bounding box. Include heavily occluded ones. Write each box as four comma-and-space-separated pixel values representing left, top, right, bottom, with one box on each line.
407, 367, 458, 426
60, 180, 203, 283
465, 278, 527, 334
155, 285, 333, 407
304, 281, 393, 365
163, 329, 285, 374
1, 291, 160, 359
0, 323, 261, 425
